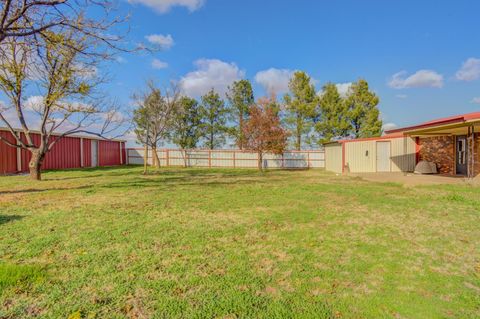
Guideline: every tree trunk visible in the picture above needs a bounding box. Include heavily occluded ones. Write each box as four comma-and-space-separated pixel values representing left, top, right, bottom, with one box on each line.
152, 146, 160, 168
143, 143, 148, 175
182, 149, 188, 168
239, 114, 244, 150
29, 150, 44, 181
296, 115, 302, 151
258, 152, 263, 171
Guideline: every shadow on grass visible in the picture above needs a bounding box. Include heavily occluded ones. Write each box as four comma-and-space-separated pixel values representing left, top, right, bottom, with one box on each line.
101, 177, 269, 189
0, 186, 90, 195
0, 215, 23, 225
43, 165, 140, 180
2, 166, 300, 194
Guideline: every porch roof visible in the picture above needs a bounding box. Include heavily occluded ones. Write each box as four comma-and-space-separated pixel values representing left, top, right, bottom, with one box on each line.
385, 112, 480, 136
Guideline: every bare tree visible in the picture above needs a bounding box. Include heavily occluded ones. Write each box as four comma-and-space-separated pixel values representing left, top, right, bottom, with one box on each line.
0, 1, 127, 50
0, 29, 127, 180
0, 1, 136, 180
133, 81, 180, 169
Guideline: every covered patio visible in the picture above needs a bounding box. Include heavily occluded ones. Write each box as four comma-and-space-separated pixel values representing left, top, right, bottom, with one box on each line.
386, 112, 480, 179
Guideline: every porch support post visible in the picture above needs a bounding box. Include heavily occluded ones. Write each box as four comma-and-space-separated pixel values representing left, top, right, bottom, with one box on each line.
403, 134, 407, 175
471, 125, 475, 179
467, 125, 474, 179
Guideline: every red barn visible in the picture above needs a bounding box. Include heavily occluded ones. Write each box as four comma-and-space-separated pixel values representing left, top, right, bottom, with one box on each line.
0, 128, 126, 175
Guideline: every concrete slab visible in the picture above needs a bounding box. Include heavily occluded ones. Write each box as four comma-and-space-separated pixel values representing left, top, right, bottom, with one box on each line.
348, 172, 477, 187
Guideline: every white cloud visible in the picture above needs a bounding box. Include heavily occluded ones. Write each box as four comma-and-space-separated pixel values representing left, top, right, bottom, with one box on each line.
0, 100, 40, 129
388, 70, 444, 89
24, 95, 44, 112
456, 58, 480, 81
317, 82, 352, 97
151, 58, 168, 69
73, 63, 98, 80
395, 94, 408, 99
124, 130, 140, 147
145, 34, 174, 50
128, 0, 204, 13
254, 68, 294, 95
335, 82, 352, 97
180, 59, 244, 97
382, 122, 398, 132
116, 56, 127, 64
471, 97, 480, 104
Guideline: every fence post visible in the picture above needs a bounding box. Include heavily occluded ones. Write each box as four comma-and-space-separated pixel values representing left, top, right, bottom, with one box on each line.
166, 149, 170, 167
233, 150, 236, 168
307, 151, 310, 168
209, 150, 212, 168
282, 153, 285, 169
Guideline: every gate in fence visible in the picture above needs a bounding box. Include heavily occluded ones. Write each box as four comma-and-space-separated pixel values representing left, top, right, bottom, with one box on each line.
127, 148, 325, 169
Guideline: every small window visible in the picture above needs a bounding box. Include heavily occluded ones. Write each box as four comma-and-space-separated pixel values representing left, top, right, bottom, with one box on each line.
458, 140, 465, 152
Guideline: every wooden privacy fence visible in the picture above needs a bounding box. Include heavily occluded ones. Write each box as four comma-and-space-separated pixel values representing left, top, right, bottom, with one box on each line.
127, 148, 325, 169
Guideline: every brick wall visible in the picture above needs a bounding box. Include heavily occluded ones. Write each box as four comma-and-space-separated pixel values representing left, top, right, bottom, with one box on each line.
419, 136, 455, 174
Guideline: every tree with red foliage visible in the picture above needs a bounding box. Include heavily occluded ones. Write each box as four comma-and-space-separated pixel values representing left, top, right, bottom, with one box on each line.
242, 97, 289, 171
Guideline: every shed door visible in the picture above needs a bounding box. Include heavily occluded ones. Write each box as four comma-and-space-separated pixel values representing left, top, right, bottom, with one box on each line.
376, 141, 391, 172
91, 140, 98, 167
456, 135, 467, 175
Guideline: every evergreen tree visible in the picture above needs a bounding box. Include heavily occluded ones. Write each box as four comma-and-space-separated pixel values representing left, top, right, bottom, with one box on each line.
345, 79, 382, 138
200, 88, 229, 149
315, 83, 351, 143
226, 79, 254, 149
283, 71, 318, 150
171, 97, 203, 149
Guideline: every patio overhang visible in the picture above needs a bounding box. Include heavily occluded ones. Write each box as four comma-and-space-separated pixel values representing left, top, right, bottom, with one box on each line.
392, 119, 480, 179
397, 120, 480, 137
386, 111, 480, 137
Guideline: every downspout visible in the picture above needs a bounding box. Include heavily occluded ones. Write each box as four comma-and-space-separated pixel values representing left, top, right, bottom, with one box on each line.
415, 137, 420, 165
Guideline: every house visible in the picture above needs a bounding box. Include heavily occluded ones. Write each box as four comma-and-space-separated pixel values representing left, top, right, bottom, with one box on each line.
324, 112, 480, 178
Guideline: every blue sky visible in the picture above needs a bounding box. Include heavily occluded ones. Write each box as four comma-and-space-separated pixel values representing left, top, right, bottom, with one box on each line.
2, 0, 479, 145
109, 0, 480, 132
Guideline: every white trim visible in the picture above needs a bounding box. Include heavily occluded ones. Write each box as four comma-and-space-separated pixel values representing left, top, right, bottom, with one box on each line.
0, 127, 126, 143
16, 147, 22, 171
80, 138, 84, 167
119, 142, 123, 165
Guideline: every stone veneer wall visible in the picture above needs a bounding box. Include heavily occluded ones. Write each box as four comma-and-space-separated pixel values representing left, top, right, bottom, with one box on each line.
419, 136, 455, 174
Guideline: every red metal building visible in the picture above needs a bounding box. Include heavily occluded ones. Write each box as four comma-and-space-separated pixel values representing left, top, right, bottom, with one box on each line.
0, 128, 126, 175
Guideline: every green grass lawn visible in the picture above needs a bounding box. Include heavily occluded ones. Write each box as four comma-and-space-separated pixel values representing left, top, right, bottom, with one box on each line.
0, 166, 479, 318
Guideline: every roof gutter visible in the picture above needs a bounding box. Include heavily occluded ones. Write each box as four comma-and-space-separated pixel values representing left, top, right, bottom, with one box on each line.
0, 127, 127, 142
